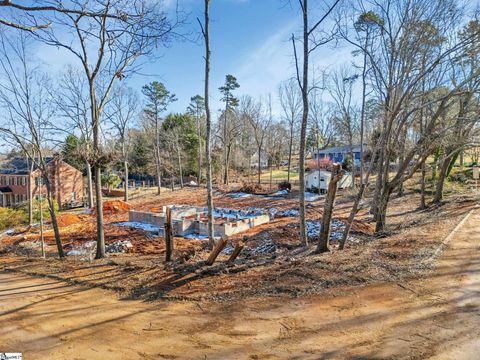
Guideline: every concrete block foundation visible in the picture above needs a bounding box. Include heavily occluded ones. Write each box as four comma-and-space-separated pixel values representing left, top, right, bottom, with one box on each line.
129, 205, 270, 238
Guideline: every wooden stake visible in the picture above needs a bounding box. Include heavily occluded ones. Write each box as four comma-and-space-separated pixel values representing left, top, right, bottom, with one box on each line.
164, 207, 173, 262
206, 236, 228, 266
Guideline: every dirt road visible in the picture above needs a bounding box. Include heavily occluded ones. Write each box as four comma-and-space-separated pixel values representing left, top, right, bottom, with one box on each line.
1, 209, 479, 359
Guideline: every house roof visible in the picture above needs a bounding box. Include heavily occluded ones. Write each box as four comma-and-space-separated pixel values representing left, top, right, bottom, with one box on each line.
307, 169, 332, 176
0, 157, 54, 175
314, 144, 365, 154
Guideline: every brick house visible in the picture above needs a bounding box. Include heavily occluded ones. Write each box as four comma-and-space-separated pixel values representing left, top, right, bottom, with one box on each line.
0, 157, 84, 208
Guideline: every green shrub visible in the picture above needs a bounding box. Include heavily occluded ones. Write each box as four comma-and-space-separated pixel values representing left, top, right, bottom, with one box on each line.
32, 197, 59, 222
102, 170, 122, 192
0, 207, 27, 230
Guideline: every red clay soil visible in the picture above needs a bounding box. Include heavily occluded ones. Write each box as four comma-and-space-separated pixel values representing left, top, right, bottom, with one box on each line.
1, 209, 479, 359
92, 200, 133, 215
55, 214, 83, 227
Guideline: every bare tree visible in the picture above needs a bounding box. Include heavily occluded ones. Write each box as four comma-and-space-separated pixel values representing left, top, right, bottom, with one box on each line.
0, 32, 64, 257
187, 95, 206, 184
339, 0, 480, 233
265, 121, 288, 189
328, 65, 359, 185
308, 80, 335, 151
198, 0, 215, 248
216, 106, 243, 185
36, 0, 179, 259
107, 85, 139, 202
291, 0, 341, 245
54, 66, 94, 208
433, 19, 480, 203
278, 78, 301, 182
0, 0, 125, 32
241, 95, 272, 183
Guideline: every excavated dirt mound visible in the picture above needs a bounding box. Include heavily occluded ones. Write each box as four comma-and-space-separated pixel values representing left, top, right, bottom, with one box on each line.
56, 214, 83, 227
93, 200, 133, 215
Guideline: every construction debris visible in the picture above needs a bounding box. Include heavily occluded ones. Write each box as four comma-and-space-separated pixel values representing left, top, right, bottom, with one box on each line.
106, 240, 133, 254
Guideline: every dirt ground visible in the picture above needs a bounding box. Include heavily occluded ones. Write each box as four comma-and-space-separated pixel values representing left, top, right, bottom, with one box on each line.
0, 186, 478, 301
0, 206, 478, 359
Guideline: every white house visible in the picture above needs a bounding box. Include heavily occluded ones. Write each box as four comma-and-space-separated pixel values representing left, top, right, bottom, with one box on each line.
250, 150, 269, 169
305, 169, 353, 193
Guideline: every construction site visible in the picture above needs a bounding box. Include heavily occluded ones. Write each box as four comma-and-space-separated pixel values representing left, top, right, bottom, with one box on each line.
0, 182, 475, 299
0, 178, 479, 359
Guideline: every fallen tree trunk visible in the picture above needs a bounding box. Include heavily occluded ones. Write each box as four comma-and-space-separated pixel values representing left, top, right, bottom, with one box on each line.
206, 237, 228, 266
227, 240, 244, 264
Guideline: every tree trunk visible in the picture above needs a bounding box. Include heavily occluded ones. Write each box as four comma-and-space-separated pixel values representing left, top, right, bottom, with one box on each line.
371, 138, 385, 219
375, 185, 392, 233
420, 161, 426, 209
27, 173, 33, 225
359, 41, 367, 186
433, 156, 450, 204
224, 145, 231, 185
223, 102, 229, 185
176, 138, 184, 189
269, 160, 273, 190
39, 190, 45, 258
349, 149, 355, 188
396, 126, 407, 197
287, 127, 293, 183
197, 117, 202, 185
164, 207, 173, 262
317, 164, 342, 253
227, 240, 244, 264
431, 149, 439, 182
297, 1, 309, 246
257, 146, 262, 184
155, 120, 162, 195
202, 0, 215, 249
44, 176, 64, 258
155, 154, 162, 195
94, 165, 105, 258
339, 142, 381, 250
85, 161, 94, 208
206, 237, 228, 265
124, 160, 129, 202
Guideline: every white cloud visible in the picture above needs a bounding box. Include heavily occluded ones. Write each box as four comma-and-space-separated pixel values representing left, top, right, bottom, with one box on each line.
233, 20, 354, 116
234, 21, 298, 113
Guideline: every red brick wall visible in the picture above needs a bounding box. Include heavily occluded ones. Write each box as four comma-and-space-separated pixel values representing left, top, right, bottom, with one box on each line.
30, 160, 84, 207
51, 159, 84, 206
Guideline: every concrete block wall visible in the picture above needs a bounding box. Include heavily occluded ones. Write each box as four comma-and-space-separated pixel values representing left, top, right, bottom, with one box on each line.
129, 207, 270, 238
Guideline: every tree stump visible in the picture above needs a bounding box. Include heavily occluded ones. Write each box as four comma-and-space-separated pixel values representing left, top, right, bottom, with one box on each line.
164, 207, 173, 262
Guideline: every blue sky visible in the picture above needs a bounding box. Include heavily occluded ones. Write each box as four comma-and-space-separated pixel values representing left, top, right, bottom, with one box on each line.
34, 0, 352, 116
139, 0, 305, 114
